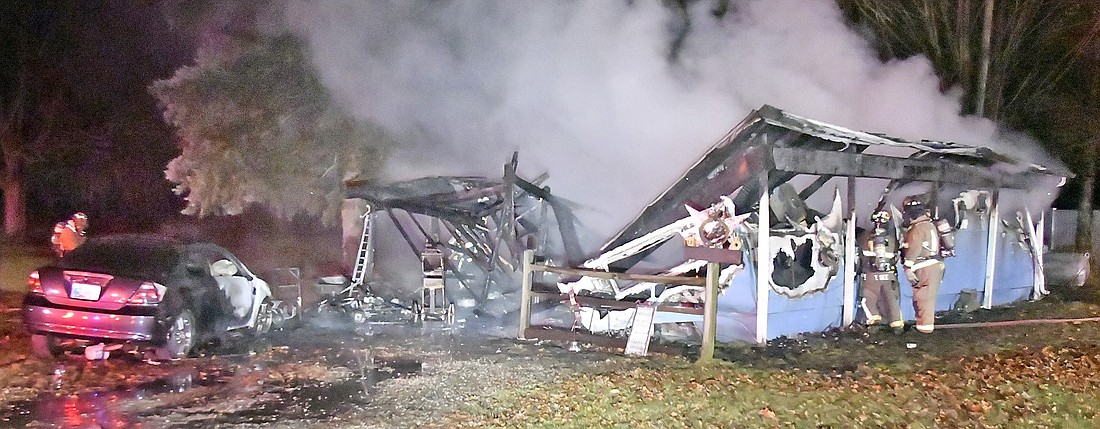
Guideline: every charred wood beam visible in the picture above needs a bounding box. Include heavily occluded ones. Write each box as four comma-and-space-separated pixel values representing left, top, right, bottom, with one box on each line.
528, 291, 705, 315
730, 170, 795, 214
385, 208, 424, 259
515, 212, 539, 235
798, 174, 836, 201
471, 200, 508, 219
770, 128, 816, 149
795, 144, 869, 201
486, 211, 524, 263
503, 153, 519, 262
756, 105, 1045, 172
439, 241, 483, 300
365, 199, 482, 225
403, 209, 433, 243
514, 177, 584, 264
440, 221, 498, 302
531, 263, 707, 286
441, 221, 493, 274
452, 221, 515, 273
472, 218, 493, 234
445, 183, 506, 203
454, 223, 494, 265
484, 221, 505, 301
351, 188, 510, 223
514, 199, 543, 223
769, 147, 1027, 188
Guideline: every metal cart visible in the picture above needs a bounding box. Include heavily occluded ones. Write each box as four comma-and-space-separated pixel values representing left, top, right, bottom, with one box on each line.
413, 244, 455, 322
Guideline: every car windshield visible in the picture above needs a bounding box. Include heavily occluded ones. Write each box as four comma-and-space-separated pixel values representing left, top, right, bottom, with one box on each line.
59, 235, 181, 282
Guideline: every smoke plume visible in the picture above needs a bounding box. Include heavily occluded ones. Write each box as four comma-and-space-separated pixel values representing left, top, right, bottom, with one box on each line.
285, 0, 1062, 248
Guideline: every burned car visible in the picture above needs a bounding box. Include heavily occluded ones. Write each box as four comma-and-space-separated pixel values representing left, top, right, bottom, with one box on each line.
22, 234, 275, 359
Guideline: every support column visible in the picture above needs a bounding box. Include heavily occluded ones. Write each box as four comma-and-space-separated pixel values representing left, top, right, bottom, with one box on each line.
518, 249, 535, 339
843, 208, 856, 326
843, 175, 857, 326
1029, 209, 1047, 298
755, 175, 771, 344
699, 261, 720, 362
983, 191, 1000, 309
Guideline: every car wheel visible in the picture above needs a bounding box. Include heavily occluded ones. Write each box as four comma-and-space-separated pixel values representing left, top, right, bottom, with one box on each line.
156, 310, 195, 360
30, 334, 63, 358
253, 298, 274, 336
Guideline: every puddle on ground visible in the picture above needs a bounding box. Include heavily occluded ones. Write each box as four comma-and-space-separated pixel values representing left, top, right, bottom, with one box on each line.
0, 366, 224, 428
199, 355, 423, 426
0, 355, 424, 428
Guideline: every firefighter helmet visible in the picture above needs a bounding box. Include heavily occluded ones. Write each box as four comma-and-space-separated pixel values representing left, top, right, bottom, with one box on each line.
870, 210, 891, 224
71, 212, 88, 231
902, 196, 927, 220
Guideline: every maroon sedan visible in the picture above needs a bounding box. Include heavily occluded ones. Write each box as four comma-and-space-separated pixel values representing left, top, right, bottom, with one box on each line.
23, 234, 274, 359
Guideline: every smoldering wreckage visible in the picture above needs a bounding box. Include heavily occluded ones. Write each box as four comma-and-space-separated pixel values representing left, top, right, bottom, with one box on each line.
303, 104, 1084, 352
30, 104, 1086, 362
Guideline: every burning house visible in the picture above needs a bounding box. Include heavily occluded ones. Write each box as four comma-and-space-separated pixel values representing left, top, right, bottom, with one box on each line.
342, 104, 1069, 346
526, 104, 1069, 345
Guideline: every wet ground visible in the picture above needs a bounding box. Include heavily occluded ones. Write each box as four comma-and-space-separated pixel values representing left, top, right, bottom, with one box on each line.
5, 285, 1100, 428
0, 303, 628, 429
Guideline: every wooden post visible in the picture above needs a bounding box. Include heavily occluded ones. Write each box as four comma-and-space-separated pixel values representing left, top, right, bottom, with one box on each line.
518, 249, 535, 339
983, 191, 1000, 309
699, 261, 720, 362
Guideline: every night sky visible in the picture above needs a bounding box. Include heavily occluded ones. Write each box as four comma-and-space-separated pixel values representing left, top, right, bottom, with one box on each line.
2, 0, 1093, 248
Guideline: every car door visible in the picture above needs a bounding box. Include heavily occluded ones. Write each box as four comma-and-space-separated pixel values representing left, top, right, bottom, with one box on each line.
195, 245, 257, 330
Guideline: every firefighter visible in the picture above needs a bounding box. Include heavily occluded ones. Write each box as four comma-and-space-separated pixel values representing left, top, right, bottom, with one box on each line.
859, 209, 904, 333
50, 212, 89, 257
901, 197, 945, 334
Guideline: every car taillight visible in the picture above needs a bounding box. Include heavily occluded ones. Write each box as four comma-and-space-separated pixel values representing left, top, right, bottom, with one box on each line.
27, 271, 43, 295
127, 281, 167, 305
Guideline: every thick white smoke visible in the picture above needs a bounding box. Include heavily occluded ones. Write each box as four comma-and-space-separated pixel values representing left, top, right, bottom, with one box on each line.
286, 0, 1060, 248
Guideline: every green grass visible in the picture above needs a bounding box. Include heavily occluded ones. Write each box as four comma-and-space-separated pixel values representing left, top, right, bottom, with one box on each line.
443, 344, 1100, 428
440, 275, 1100, 429
0, 243, 51, 292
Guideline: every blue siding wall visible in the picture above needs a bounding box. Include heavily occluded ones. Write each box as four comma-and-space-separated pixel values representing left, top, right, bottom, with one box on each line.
715, 214, 1037, 343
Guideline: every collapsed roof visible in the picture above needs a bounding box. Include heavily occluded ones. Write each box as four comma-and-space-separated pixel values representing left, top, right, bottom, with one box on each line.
345, 154, 583, 309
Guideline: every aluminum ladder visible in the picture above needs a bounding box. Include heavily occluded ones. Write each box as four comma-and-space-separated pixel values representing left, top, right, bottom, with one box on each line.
350, 205, 375, 287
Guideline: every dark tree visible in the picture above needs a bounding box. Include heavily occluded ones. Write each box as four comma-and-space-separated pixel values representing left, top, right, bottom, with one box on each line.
0, 3, 77, 241
837, 0, 1100, 253
1, 2, 194, 241
150, 33, 391, 224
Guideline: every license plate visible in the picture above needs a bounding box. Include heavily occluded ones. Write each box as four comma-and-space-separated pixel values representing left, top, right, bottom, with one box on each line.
70, 282, 102, 301
874, 273, 895, 281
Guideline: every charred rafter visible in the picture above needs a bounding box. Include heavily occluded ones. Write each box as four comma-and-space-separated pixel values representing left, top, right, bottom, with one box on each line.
345, 153, 580, 309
